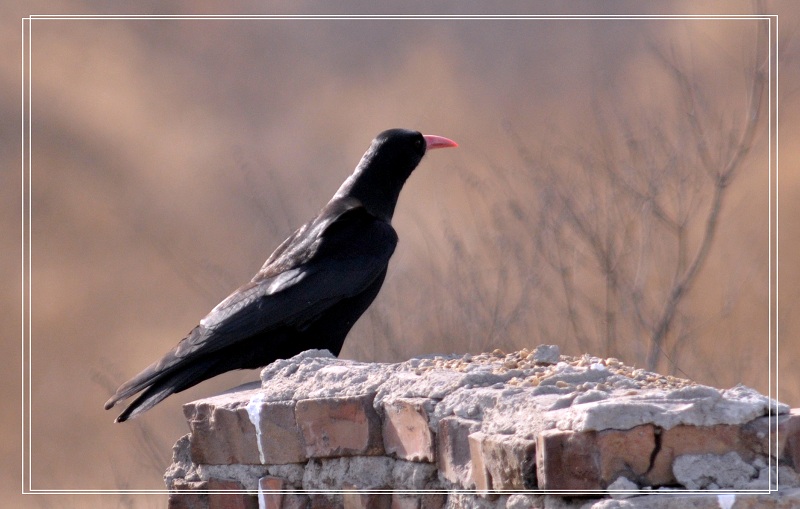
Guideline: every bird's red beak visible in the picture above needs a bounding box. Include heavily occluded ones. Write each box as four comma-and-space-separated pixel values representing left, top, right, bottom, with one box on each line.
423, 134, 458, 150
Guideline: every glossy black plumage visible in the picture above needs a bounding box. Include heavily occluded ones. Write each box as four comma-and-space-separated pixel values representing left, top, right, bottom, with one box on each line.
105, 129, 456, 422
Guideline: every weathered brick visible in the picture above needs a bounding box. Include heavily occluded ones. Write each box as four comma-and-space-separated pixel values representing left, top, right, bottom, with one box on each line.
258, 476, 285, 509
255, 400, 307, 464
182, 387, 306, 466
536, 426, 656, 489
436, 416, 481, 488
789, 415, 800, 471
648, 424, 748, 486
184, 400, 261, 465
257, 477, 309, 509
169, 480, 209, 509
536, 422, 786, 490
536, 429, 600, 490
596, 424, 655, 483
788, 417, 800, 471
469, 431, 537, 491
468, 432, 491, 493
382, 398, 435, 462
742, 408, 800, 469
296, 394, 384, 457
168, 479, 257, 509
208, 479, 258, 509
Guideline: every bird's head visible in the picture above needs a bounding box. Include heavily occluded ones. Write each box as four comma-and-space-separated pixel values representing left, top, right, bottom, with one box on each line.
367, 128, 458, 172
337, 128, 457, 221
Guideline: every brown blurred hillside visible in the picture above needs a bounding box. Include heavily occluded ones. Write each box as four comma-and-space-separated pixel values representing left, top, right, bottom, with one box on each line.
3, 1, 800, 507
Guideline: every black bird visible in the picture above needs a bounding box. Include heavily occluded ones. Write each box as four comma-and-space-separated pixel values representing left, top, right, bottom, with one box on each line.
105, 128, 457, 422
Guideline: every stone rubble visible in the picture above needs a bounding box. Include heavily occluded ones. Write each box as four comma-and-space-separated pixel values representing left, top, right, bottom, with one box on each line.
164, 347, 799, 509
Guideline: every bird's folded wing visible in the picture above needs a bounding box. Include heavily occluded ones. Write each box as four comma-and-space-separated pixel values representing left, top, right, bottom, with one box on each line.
170, 205, 397, 362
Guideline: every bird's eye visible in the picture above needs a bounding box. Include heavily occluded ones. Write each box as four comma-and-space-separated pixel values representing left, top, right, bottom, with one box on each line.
414, 138, 424, 150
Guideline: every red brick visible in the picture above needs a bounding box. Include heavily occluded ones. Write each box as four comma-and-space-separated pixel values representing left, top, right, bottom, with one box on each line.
168, 479, 257, 509
382, 398, 435, 462
742, 408, 800, 468
296, 394, 384, 457
184, 400, 260, 465
536, 429, 600, 490
468, 432, 491, 492
535, 426, 656, 489
184, 390, 308, 466
536, 422, 789, 490
255, 401, 307, 464
169, 480, 208, 509
436, 416, 481, 488
596, 424, 655, 483
469, 431, 537, 491
789, 422, 800, 470
648, 424, 748, 486
258, 476, 285, 509
257, 476, 309, 509
208, 479, 257, 509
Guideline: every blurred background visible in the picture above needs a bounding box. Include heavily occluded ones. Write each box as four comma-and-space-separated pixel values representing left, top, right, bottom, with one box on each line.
3, 1, 799, 507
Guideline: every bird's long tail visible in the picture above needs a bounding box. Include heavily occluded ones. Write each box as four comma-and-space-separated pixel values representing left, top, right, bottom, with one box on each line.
106, 355, 226, 423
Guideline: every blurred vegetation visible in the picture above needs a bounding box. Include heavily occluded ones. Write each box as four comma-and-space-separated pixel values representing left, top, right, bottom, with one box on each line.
360, 19, 776, 390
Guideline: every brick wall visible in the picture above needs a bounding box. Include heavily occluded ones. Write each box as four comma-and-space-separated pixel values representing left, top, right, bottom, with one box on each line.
164, 348, 800, 509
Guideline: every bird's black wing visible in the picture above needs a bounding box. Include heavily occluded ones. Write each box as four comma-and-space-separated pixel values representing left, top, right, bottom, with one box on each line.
192, 196, 397, 345
106, 197, 397, 408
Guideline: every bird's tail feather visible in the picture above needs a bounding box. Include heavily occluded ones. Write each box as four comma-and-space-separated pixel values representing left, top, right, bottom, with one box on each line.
114, 380, 177, 423
105, 328, 206, 411
112, 356, 224, 423
104, 350, 184, 411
